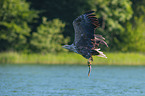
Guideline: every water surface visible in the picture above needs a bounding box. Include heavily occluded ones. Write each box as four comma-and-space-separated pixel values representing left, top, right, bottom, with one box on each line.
0, 64, 145, 96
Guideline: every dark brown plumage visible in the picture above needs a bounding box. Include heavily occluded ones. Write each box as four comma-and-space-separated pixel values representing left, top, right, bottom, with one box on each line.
62, 11, 108, 76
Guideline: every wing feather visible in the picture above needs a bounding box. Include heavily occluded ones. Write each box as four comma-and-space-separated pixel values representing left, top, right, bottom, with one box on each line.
73, 11, 98, 45
72, 11, 107, 59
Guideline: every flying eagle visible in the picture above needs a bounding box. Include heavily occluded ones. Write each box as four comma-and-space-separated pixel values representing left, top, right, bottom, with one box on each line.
62, 11, 108, 76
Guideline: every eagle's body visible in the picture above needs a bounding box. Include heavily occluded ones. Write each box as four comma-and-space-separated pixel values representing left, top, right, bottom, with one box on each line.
63, 11, 108, 76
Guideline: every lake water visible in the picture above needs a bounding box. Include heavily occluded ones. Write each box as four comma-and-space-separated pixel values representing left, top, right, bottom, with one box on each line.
0, 64, 145, 96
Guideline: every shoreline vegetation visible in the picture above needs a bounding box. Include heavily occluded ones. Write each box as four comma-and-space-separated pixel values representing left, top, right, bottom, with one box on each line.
0, 52, 145, 65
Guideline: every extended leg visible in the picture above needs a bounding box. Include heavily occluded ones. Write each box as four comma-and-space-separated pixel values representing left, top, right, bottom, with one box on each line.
88, 58, 92, 76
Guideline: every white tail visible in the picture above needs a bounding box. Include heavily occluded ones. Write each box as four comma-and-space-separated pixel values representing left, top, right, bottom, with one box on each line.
94, 48, 107, 58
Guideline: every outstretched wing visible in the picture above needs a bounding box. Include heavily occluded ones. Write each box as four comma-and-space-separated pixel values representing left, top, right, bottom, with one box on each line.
73, 11, 98, 46
72, 11, 108, 59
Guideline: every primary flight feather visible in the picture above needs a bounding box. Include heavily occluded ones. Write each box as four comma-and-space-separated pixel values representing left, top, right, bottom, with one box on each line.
62, 11, 108, 76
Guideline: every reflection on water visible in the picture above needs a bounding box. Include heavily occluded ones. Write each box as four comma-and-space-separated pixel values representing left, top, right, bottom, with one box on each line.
0, 64, 145, 96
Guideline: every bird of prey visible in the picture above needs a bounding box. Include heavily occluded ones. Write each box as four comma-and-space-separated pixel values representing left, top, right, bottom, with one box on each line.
62, 11, 108, 76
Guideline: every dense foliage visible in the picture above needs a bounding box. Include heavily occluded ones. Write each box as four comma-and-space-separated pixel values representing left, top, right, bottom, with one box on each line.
0, 0, 145, 53
30, 17, 69, 53
92, 0, 133, 51
120, 16, 145, 52
0, 0, 38, 51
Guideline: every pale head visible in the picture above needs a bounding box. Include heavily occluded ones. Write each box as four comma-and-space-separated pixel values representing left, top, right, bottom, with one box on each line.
62, 44, 77, 53
62, 45, 71, 50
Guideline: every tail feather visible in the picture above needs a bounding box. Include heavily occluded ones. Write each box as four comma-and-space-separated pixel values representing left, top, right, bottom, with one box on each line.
94, 48, 107, 58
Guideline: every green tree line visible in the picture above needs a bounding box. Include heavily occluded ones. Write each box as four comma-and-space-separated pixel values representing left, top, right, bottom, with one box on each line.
0, 0, 145, 53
